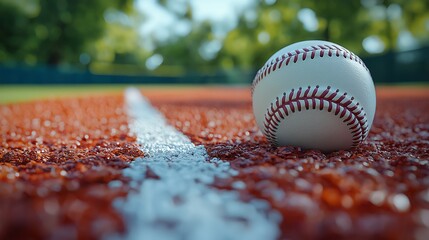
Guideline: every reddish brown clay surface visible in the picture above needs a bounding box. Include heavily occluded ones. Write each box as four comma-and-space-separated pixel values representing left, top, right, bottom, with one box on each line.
1, 86, 428, 240
0, 95, 143, 239
151, 86, 429, 240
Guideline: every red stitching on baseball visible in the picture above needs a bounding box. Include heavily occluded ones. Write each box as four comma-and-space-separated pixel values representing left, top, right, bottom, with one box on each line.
251, 44, 368, 95
263, 86, 368, 148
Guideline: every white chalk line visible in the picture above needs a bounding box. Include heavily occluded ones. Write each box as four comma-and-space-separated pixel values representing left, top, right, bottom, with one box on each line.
111, 88, 280, 240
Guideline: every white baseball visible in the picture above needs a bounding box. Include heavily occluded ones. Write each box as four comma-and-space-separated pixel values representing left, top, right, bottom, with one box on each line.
252, 40, 376, 152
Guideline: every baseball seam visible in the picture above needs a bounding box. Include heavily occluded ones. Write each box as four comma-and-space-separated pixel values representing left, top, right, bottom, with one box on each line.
263, 85, 368, 147
251, 44, 368, 94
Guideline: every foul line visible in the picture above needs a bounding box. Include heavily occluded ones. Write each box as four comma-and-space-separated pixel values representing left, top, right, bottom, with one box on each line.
112, 88, 279, 240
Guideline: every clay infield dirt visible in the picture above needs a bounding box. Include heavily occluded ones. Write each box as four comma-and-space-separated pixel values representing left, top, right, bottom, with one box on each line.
1, 86, 429, 240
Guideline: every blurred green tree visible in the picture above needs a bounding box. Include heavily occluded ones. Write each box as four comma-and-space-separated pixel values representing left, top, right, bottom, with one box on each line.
0, 1, 37, 64
361, 0, 429, 50
156, 21, 214, 70
234, 0, 428, 61
219, 0, 372, 70
150, 0, 429, 72
0, 0, 133, 66
1, 0, 428, 74
147, 1, 199, 72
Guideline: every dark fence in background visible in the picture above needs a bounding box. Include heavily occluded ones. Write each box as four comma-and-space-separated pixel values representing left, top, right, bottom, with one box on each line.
0, 65, 248, 85
1, 46, 428, 85
364, 46, 429, 84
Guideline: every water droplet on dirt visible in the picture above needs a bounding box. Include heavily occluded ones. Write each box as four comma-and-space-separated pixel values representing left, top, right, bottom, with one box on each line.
390, 193, 410, 212
369, 190, 386, 206
232, 181, 246, 189
108, 180, 123, 188
43, 120, 51, 127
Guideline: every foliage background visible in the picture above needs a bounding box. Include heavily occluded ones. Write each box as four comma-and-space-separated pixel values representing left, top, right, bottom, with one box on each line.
0, 0, 428, 83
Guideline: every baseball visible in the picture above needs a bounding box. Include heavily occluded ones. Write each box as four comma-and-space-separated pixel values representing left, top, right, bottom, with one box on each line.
252, 40, 376, 152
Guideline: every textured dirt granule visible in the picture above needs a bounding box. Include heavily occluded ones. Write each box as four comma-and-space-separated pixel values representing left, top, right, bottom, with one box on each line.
152, 87, 429, 240
0, 94, 143, 239
1, 86, 428, 240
